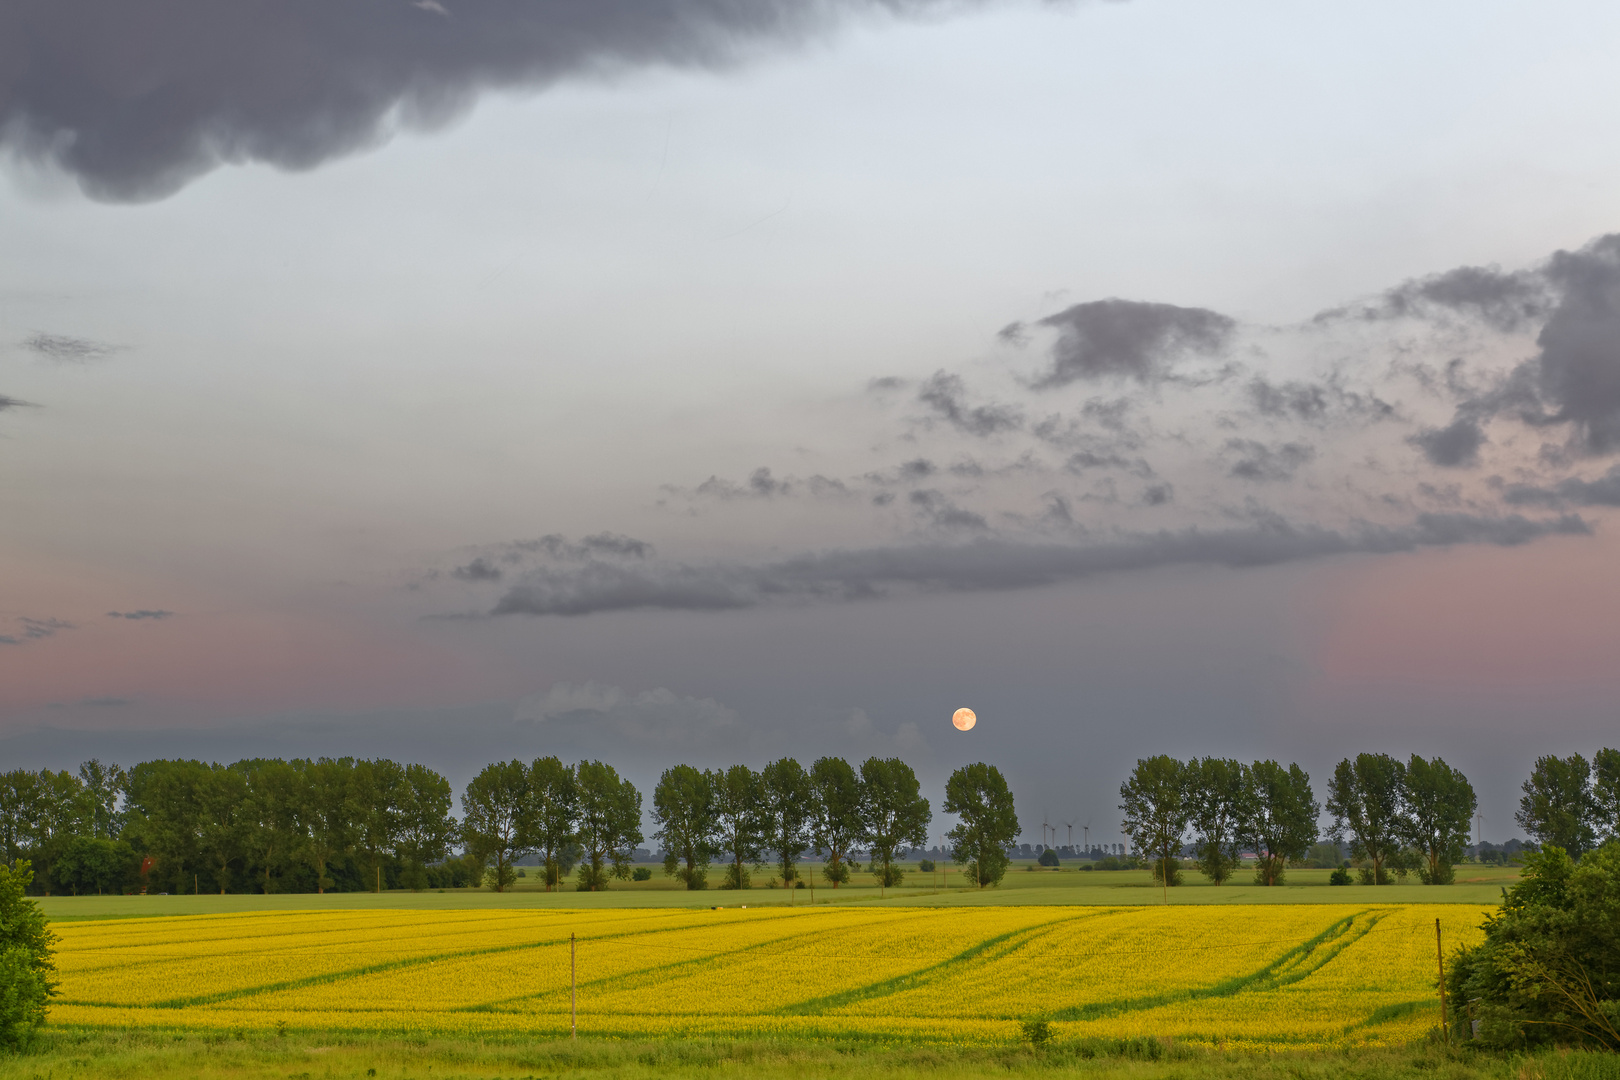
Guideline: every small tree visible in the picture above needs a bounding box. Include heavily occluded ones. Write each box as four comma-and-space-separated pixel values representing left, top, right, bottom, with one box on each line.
528, 757, 579, 892
1517, 754, 1598, 857
574, 761, 642, 891
858, 757, 931, 891
1326, 753, 1407, 885
943, 763, 1017, 888
0, 861, 57, 1048
1188, 757, 1250, 886
1244, 760, 1318, 886
652, 764, 715, 890
761, 758, 812, 890
1119, 755, 1189, 890
1400, 754, 1476, 885
711, 765, 765, 890
461, 760, 530, 893
809, 756, 864, 887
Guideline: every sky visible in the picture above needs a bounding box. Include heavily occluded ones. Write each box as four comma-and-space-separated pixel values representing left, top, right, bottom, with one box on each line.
4, 0, 1620, 848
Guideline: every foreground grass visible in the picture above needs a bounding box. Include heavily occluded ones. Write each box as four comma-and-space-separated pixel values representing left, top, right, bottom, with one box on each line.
2, 1030, 1614, 1080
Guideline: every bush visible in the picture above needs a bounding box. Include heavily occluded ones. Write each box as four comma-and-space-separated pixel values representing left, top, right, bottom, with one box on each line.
1150, 857, 1183, 886
917, 859, 935, 873
1329, 866, 1352, 885
1037, 849, 1060, 868
1021, 1019, 1053, 1046
1449, 843, 1620, 1050
0, 861, 57, 1049
631, 867, 652, 881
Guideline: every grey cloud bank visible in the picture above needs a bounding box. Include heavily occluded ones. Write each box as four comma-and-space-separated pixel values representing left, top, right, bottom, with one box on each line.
0, 0, 979, 202
483, 513, 1586, 617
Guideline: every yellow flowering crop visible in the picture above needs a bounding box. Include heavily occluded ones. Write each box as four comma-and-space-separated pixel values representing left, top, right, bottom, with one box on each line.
52, 904, 1485, 1049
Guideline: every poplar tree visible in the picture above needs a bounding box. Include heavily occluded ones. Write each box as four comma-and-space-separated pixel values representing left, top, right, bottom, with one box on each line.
809, 756, 863, 887
943, 762, 1017, 888
1244, 760, 1318, 886
710, 764, 765, 890
652, 764, 715, 890
1188, 757, 1250, 885
574, 760, 642, 891
528, 756, 580, 892
1326, 753, 1407, 885
460, 759, 530, 892
761, 758, 812, 890
859, 757, 931, 890
1517, 753, 1598, 857
1400, 754, 1476, 885
1119, 755, 1189, 888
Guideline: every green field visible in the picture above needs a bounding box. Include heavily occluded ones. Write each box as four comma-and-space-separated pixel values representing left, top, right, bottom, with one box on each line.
38, 860, 1521, 920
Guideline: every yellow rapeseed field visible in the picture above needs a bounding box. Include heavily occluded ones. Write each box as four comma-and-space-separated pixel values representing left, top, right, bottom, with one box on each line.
53, 904, 1486, 1049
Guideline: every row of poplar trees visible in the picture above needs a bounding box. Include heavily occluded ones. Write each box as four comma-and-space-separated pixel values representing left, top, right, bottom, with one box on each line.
1119, 752, 1482, 886
466, 755, 1022, 892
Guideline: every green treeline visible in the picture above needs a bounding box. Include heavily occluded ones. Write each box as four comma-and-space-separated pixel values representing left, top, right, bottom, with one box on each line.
1120, 747, 1619, 887
0, 758, 460, 896
0, 755, 1020, 895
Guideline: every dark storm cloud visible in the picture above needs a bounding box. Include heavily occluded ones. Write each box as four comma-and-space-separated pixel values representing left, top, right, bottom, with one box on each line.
0, 395, 37, 412
106, 609, 174, 620
1521, 235, 1620, 454
488, 511, 1586, 617
1410, 416, 1486, 468
21, 332, 122, 363
1502, 464, 1620, 508
916, 371, 1023, 436
1032, 299, 1236, 388
0, 0, 977, 202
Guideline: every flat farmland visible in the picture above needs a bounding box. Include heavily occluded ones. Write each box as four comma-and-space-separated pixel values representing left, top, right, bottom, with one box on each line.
49, 903, 1489, 1050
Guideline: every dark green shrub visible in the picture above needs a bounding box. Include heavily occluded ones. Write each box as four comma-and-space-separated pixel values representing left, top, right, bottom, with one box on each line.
1021, 1019, 1053, 1046
917, 859, 935, 873
1329, 866, 1352, 885
0, 861, 57, 1049
1449, 843, 1620, 1050
632, 867, 652, 881
1037, 849, 1060, 867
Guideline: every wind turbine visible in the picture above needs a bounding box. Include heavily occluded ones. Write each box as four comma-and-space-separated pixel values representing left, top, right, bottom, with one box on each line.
1042, 814, 1052, 850
1062, 820, 1076, 851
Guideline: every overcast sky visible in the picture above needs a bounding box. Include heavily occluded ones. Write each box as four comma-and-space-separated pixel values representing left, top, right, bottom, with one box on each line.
4, 0, 1620, 847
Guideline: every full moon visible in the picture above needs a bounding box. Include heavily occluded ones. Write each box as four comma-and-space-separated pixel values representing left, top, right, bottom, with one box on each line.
951, 708, 977, 731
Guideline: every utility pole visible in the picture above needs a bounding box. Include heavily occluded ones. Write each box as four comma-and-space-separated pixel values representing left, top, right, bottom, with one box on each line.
571, 932, 577, 1039
1435, 919, 1448, 1043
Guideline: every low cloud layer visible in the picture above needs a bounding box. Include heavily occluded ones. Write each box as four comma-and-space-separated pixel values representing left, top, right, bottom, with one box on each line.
1, 0, 975, 202
480, 513, 1585, 616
